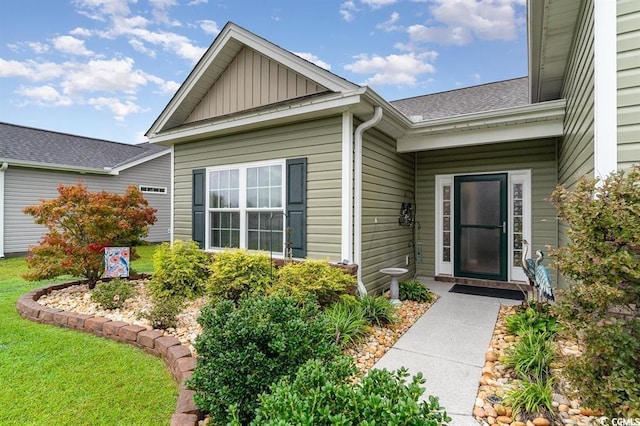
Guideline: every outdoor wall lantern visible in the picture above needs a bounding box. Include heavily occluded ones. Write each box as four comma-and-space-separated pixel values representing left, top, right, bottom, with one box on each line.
398, 190, 415, 228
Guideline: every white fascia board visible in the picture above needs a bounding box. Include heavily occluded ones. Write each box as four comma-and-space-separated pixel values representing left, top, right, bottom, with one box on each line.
398, 119, 564, 152
110, 149, 171, 173
0, 159, 114, 175
397, 100, 565, 152
149, 91, 365, 145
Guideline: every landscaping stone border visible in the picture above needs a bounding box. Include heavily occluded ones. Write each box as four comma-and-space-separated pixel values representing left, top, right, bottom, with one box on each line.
16, 280, 202, 426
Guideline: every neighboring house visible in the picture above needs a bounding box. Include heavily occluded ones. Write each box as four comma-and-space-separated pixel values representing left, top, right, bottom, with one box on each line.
0, 122, 171, 257
146, 0, 640, 295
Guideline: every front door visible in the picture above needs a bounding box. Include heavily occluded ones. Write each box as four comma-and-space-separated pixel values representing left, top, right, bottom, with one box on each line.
454, 174, 508, 281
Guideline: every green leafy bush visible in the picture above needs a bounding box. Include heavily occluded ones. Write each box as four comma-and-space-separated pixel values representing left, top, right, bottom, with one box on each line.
504, 331, 554, 381
504, 305, 562, 336
550, 166, 640, 417
91, 278, 137, 309
357, 294, 397, 326
147, 240, 211, 300
400, 280, 434, 303
504, 377, 554, 417
322, 301, 369, 347
269, 260, 357, 306
188, 295, 338, 425
206, 249, 273, 303
252, 356, 451, 425
139, 296, 184, 330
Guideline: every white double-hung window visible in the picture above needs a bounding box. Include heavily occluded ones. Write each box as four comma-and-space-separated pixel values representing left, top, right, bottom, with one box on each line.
207, 160, 285, 253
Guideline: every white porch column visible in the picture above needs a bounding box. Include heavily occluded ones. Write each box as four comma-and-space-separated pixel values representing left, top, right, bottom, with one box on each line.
594, 0, 618, 178
341, 112, 354, 262
0, 162, 7, 258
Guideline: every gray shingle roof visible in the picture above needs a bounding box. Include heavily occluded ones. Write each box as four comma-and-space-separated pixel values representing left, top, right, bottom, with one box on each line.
0, 122, 168, 170
390, 77, 529, 121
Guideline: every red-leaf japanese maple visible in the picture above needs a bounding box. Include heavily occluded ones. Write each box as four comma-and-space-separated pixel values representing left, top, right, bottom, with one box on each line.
23, 182, 157, 288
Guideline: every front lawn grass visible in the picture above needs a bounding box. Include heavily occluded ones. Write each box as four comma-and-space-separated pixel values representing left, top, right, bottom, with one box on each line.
0, 246, 178, 425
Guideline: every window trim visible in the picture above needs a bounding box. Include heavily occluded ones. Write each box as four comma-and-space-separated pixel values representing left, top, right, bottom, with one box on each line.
205, 159, 286, 254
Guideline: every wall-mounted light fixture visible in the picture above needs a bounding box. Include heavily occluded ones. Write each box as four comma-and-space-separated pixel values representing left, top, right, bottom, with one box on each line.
398, 190, 415, 228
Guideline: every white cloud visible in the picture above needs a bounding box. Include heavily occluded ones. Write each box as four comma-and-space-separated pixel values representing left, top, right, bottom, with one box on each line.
0, 58, 66, 81
377, 11, 401, 32
87, 96, 146, 121
128, 38, 157, 58
293, 52, 332, 70
16, 85, 73, 106
60, 58, 147, 96
340, 1, 358, 22
187, 0, 207, 5
27, 42, 50, 54
361, 0, 397, 9
344, 52, 437, 87
70, 27, 93, 37
198, 19, 220, 35
408, 0, 523, 45
73, 0, 132, 18
52, 35, 94, 56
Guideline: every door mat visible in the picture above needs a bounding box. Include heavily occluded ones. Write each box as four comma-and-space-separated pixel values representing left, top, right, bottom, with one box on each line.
449, 284, 525, 301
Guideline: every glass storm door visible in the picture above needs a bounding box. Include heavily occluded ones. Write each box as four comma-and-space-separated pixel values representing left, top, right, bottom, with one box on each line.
454, 174, 508, 281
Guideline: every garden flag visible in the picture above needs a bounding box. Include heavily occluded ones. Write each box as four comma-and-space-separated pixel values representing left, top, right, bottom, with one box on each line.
105, 247, 130, 278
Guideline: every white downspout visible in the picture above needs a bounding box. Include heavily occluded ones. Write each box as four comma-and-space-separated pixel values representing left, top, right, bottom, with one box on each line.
0, 162, 8, 258
354, 107, 383, 296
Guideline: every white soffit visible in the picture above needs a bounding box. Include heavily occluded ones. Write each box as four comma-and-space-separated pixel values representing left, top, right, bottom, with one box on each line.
397, 99, 566, 152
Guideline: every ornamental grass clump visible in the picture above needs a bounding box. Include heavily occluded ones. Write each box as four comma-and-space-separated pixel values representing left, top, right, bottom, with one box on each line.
399, 280, 434, 303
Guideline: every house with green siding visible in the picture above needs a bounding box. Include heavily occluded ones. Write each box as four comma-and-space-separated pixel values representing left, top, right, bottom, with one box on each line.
146, 0, 640, 295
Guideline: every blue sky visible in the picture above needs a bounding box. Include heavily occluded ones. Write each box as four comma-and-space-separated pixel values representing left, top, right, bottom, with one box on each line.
0, 0, 527, 144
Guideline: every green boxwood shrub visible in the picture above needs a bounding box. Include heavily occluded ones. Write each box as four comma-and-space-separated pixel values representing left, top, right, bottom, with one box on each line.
399, 280, 434, 303
147, 240, 210, 300
269, 260, 356, 306
207, 249, 273, 303
91, 278, 137, 309
188, 295, 338, 425
251, 356, 451, 425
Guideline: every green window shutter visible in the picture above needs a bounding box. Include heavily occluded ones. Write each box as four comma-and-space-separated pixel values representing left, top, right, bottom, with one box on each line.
192, 169, 206, 249
286, 158, 307, 258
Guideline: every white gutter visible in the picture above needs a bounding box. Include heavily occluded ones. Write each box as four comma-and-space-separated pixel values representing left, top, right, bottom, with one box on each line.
354, 106, 383, 296
0, 162, 7, 258
0, 158, 115, 175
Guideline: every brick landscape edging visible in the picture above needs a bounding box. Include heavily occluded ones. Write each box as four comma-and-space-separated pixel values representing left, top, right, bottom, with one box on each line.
16, 281, 202, 426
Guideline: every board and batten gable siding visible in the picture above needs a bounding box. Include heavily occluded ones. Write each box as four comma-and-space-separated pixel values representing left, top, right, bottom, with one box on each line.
558, 0, 595, 189
415, 139, 558, 280
361, 128, 415, 295
4, 154, 171, 254
185, 46, 329, 124
618, 0, 640, 169
172, 116, 344, 260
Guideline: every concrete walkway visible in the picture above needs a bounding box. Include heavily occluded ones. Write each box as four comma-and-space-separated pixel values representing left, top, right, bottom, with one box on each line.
373, 279, 521, 426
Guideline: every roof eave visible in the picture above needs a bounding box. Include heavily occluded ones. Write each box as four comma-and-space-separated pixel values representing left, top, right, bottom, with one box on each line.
397, 99, 566, 152
1, 159, 117, 175
149, 90, 367, 146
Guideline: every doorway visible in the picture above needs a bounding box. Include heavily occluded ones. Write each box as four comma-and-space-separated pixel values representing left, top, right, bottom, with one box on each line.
453, 174, 508, 281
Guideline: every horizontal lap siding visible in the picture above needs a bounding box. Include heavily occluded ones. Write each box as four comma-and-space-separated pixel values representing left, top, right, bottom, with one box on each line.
4, 155, 171, 254
173, 116, 343, 259
415, 139, 558, 279
362, 128, 415, 294
618, 0, 640, 169
556, 0, 595, 287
